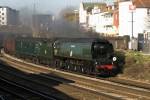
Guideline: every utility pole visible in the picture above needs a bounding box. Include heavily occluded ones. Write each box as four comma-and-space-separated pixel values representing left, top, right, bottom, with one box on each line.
129, 4, 136, 50
131, 11, 134, 38
32, 0, 36, 37
33, 0, 38, 37
129, 4, 136, 38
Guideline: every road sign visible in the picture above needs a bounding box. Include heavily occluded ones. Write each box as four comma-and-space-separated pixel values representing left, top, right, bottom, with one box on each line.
129, 5, 136, 11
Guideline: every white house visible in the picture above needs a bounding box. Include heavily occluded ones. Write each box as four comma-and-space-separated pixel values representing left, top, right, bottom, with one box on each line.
0, 6, 19, 26
88, 6, 101, 28
79, 2, 88, 27
79, 2, 118, 36
79, 2, 107, 30
119, 0, 150, 38
95, 11, 118, 36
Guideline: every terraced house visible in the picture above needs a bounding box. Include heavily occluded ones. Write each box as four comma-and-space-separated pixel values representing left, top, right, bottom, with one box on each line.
79, 2, 118, 36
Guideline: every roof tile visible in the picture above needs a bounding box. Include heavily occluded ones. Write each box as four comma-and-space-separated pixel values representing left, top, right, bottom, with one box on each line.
133, 0, 150, 8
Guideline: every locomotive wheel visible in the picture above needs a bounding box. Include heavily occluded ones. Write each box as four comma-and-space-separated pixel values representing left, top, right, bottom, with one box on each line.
35, 59, 39, 64
70, 64, 74, 71
59, 61, 63, 69
61, 62, 65, 69
74, 66, 77, 71
76, 66, 81, 72
67, 64, 70, 70
55, 60, 58, 68
68, 64, 72, 71
55, 60, 61, 69
87, 67, 92, 75
81, 66, 86, 73
78, 66, 82, 73
64, 63, 67, 70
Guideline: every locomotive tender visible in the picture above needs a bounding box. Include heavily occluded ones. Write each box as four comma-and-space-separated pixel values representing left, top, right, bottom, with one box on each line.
3, 37, 117, 75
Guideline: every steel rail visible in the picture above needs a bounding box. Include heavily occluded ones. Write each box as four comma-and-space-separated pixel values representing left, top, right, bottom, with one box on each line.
0, 76, 57, 100
1, 52, 150, 100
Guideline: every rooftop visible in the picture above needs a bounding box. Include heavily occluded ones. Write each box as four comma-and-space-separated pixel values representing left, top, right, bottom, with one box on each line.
0, 6, 18, 11
133, 0, 150, 8
82, 2, 107, 12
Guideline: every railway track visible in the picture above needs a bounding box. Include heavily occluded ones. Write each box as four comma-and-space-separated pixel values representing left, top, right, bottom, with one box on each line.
0, 64, 74, 100
0, 77, 57, 100
1, 52, 150, 100
0, 62, 117, 100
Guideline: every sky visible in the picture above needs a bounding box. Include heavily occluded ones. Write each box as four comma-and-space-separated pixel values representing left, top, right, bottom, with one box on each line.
0, 0, 114, 15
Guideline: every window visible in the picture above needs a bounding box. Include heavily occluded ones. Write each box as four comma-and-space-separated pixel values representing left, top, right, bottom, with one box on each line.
147, 9, 150, 15
2, 17, 4, 20
2, 13, 4, 15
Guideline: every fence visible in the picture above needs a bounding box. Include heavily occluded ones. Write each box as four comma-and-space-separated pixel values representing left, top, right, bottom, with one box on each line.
104, 36, 130, 50
143, 40, 150, 53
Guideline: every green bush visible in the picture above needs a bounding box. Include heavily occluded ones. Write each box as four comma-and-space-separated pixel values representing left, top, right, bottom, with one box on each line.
118, 50, 150, 81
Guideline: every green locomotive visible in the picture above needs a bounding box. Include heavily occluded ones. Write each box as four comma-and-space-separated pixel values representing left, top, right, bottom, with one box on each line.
15, 38, 53, 65
53, 38, 116, 75
4, 37, 117, 75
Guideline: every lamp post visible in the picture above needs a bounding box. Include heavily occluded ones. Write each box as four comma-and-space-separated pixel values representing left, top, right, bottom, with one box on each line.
131, 11, 134, 38
129, 4, 136, 39
129, 4, 136, 50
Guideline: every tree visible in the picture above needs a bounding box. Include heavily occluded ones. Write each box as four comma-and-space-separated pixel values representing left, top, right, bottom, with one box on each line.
42, 6, 99, 38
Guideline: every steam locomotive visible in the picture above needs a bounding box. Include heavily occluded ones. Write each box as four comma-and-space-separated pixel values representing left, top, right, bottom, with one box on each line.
3, 37, 118, 75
